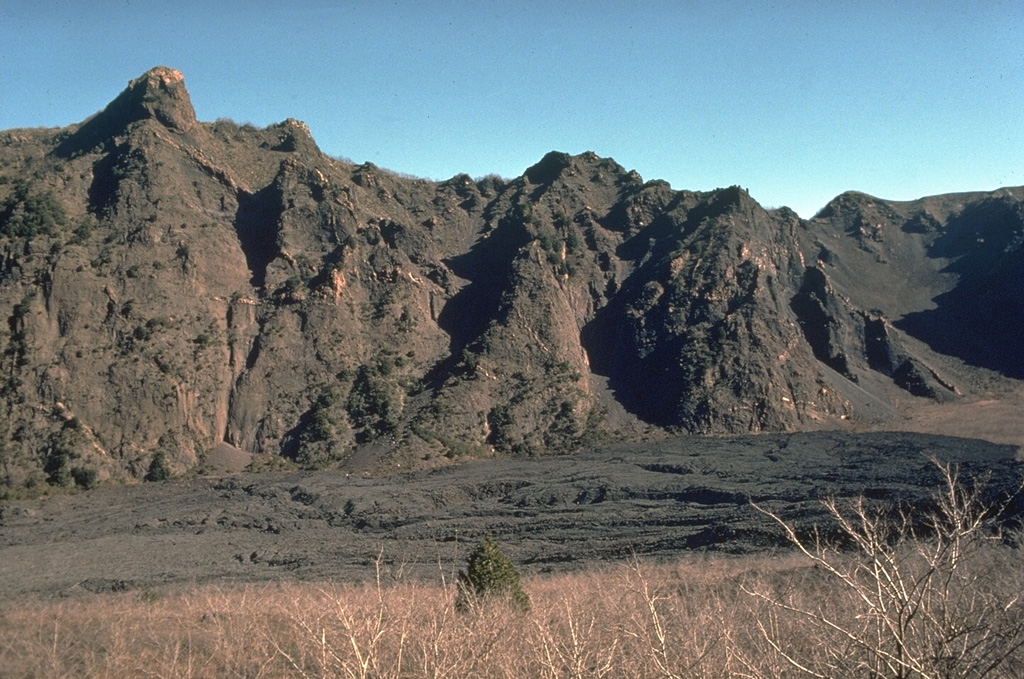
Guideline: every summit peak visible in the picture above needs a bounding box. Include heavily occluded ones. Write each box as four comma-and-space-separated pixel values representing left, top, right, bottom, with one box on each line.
56, 66, 196, 156
129, 66, 187, 96
121, 66, 196, 131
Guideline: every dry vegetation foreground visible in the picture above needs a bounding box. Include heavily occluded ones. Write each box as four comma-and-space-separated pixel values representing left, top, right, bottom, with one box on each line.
2, 550, 1022, 679
1, 557, 792, 679
4, 465, 1024, 679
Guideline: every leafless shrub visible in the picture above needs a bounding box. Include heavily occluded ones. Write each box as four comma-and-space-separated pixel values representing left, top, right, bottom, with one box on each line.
746, 460, 1024, 679
532, 572, 621, 679
266, 554, 408, 679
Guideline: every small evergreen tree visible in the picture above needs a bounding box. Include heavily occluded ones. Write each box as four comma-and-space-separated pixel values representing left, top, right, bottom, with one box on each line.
44, 445, 73, 487
455, 534, 530, 612
145, 450, 172, 482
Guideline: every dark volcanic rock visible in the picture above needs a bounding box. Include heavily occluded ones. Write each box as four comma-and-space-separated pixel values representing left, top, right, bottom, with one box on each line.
0, 431, 1019, 600
0, 67, 1022, 492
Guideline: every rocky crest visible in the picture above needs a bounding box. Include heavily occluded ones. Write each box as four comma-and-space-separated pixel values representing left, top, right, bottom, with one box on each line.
57, 67, 196, 158
0, 68, 1021, 493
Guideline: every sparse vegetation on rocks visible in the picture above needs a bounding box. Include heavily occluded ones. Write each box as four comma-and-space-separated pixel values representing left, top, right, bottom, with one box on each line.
0, 66, 1022, 491
0, 180, 68, 239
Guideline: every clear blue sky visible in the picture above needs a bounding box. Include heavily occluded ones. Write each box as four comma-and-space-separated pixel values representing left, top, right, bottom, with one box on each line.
2, 1, 1022, 217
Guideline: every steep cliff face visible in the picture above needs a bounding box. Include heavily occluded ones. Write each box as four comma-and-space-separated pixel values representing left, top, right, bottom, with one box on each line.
0, 68, 1021, 492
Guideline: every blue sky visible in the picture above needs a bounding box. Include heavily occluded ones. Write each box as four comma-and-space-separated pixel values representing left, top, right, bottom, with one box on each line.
2, 1, 1021, 217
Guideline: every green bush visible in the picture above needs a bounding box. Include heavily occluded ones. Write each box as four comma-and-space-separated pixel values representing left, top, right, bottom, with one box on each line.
278, 275, 304, 299
455, 534, 530, 613
44, 446, 74, 487
68, 216, 96, 245
458, 348, 479, 376
70, 466, 98, 490
344, 364, 399, 441
486, 404, 515, 453
304, 388, 340, 444
145, 450, 172, 482
0, 182, 68, 239
296, 386, 348, 467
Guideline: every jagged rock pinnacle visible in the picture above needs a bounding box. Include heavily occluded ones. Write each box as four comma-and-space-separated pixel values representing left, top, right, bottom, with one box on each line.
56, 66, 196, 156
266, 118, 321, 154
121, 66, 196, 132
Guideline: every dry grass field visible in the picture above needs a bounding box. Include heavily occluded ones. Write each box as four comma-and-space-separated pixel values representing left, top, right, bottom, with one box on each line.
5, 467, 1024, 679
3, 550, 1021, 679
0, 556, 842, 679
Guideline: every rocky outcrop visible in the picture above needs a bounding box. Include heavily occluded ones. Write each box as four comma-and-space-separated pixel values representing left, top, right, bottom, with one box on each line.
0, 68, 1021, 493
56, 67, 197, 158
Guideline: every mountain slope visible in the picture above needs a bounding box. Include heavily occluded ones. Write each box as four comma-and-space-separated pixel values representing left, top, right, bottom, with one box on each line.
0, 67, 1020, 493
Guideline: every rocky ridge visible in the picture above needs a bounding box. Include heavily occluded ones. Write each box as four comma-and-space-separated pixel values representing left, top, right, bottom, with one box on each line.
0, 67, 1021, 492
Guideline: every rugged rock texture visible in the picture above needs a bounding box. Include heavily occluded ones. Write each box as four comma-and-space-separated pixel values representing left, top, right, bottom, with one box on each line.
0, 67, 1021, 492
2, 431, 1020, 600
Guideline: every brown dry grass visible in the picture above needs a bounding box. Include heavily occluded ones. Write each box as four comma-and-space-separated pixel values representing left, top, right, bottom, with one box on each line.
1, 546, 1020, 679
